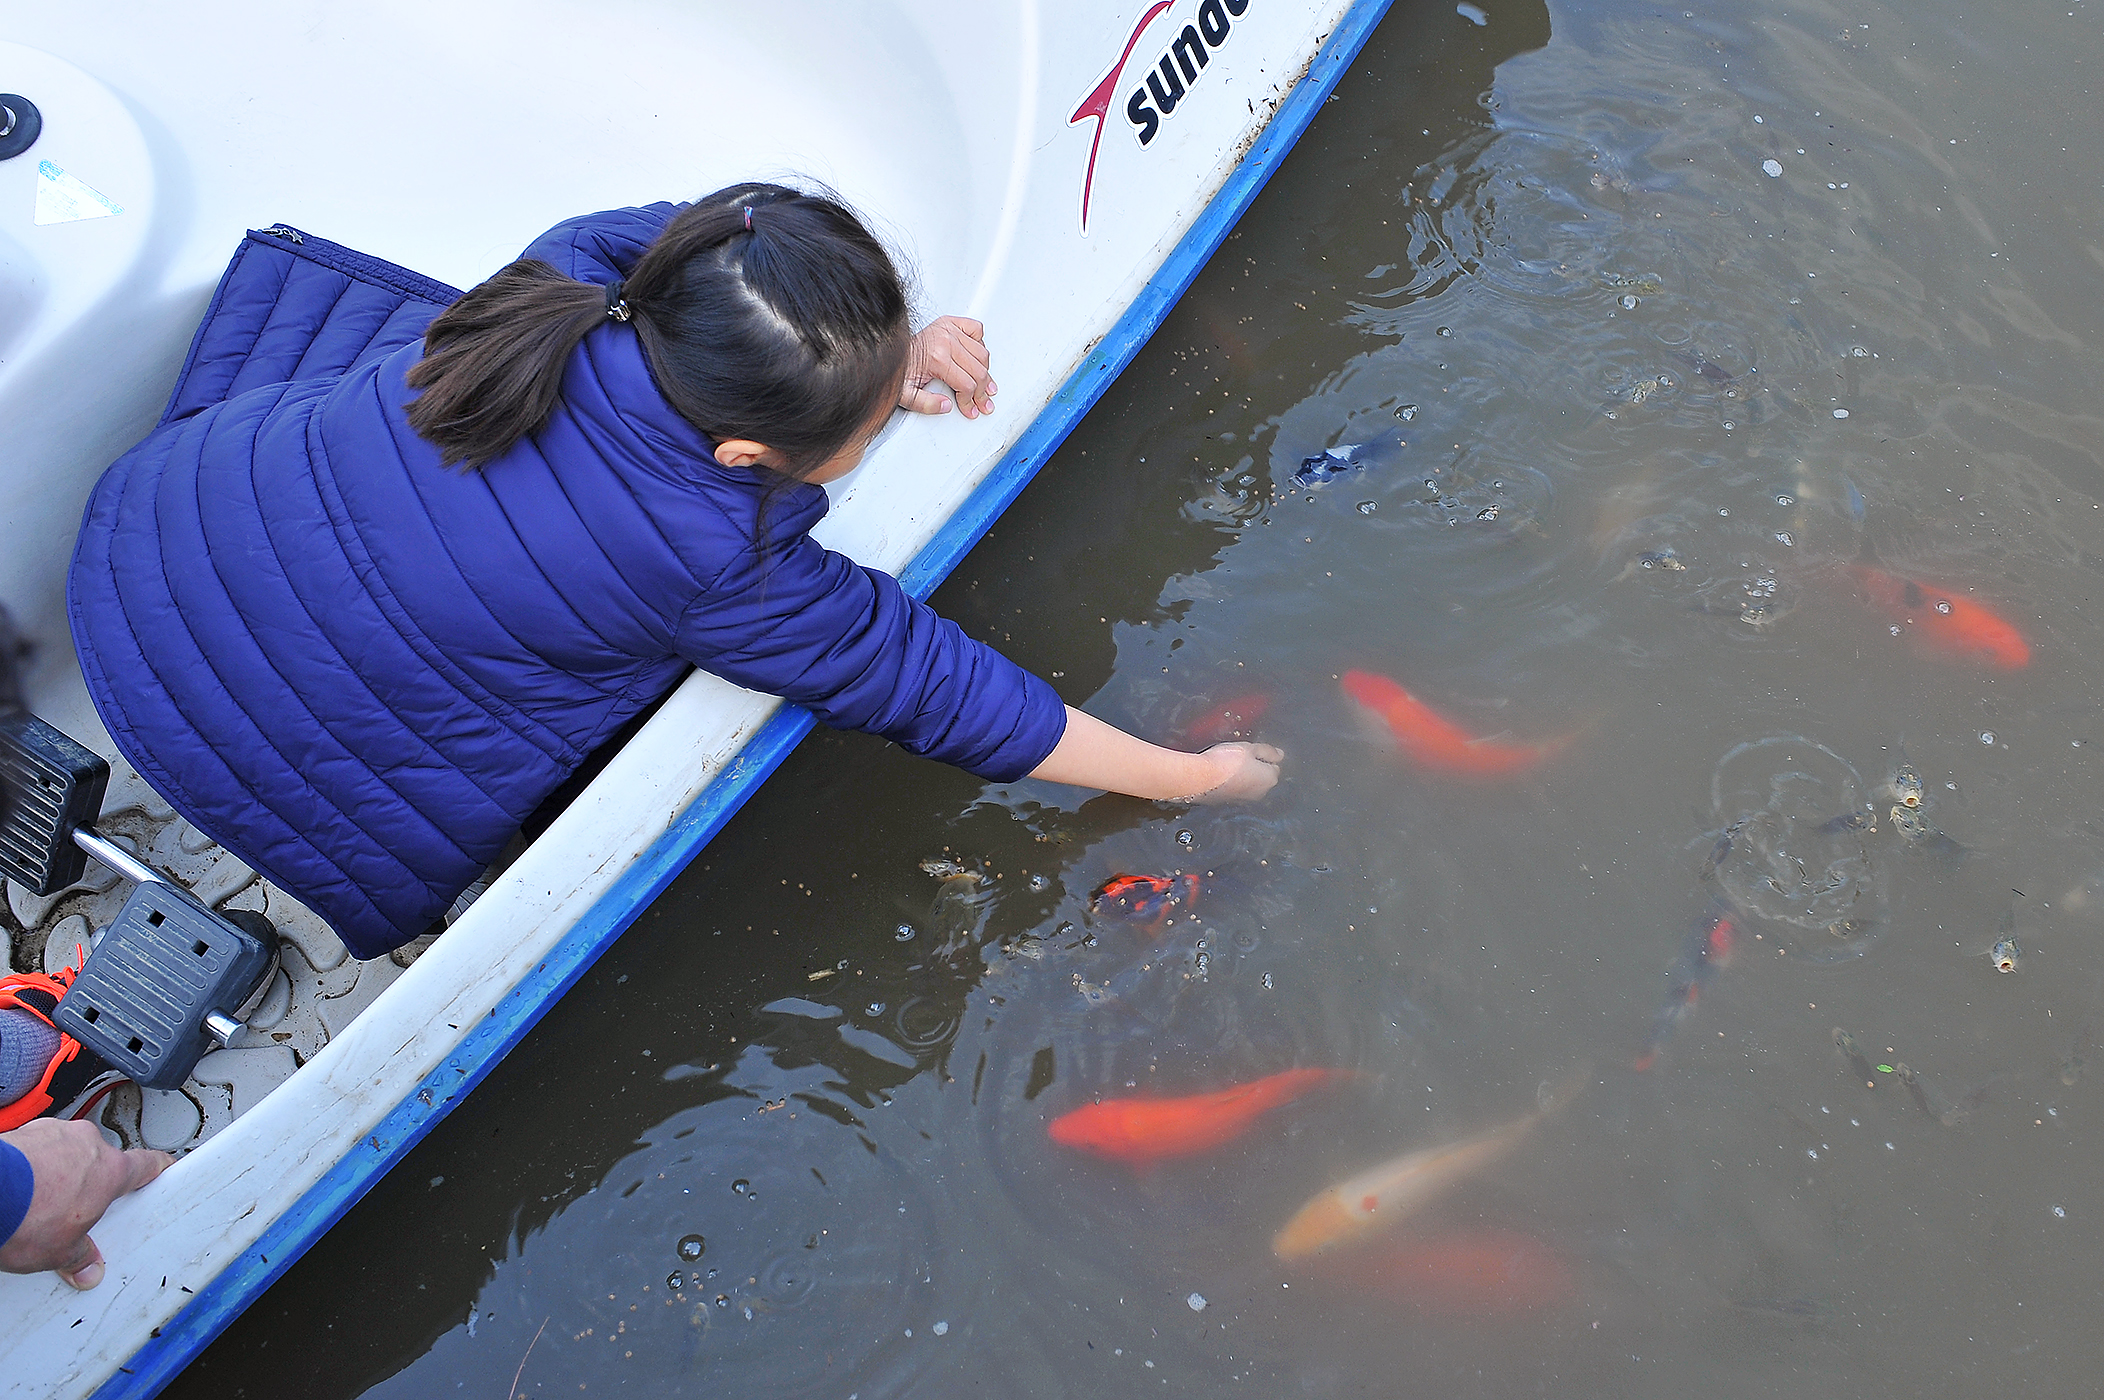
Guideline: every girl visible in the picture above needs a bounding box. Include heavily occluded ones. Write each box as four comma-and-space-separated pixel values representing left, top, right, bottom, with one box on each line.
68, 183, 1282, 962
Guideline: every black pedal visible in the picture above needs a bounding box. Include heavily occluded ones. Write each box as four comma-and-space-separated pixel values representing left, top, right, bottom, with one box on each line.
0, 714, 109, 896
54, 886, 279, 1089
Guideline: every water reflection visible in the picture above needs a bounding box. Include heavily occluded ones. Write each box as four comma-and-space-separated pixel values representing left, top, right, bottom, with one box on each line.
172, 0, 2104, 1395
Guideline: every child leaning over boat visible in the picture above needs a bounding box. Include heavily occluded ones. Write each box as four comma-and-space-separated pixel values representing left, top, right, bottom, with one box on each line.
68, 183, 1283, 963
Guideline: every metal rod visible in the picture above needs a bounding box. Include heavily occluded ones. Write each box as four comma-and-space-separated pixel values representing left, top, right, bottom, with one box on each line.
71, 827, 164, 888
203, 1010, 243, 1049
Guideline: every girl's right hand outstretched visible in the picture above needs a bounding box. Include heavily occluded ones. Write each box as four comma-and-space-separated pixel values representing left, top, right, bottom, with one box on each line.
902, 316, 996, 419
1183, 742, 1286, 803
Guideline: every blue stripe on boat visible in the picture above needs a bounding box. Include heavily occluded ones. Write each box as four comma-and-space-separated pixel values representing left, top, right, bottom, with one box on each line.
97, 2, 1398, 1391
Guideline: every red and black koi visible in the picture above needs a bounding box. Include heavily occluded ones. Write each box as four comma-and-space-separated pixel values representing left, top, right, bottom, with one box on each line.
1633, 901, 1739, 1072
1090, 872, 1201, 931
1848, 563, 2031, 669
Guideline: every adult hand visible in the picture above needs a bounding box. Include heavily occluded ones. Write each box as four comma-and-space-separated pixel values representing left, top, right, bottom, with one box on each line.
901, 315, 996, 419
0, 1118, 170, 1289
1183, 742, 1286, 803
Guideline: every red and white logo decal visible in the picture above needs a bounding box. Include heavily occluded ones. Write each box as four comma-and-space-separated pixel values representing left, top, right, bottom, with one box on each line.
1069, 0, 1255, 235
1068, 2, 1174, 235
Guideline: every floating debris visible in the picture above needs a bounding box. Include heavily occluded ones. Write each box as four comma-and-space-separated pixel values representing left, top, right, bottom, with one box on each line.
1295, 442, 1387, 487
1762, 159, 1785, 177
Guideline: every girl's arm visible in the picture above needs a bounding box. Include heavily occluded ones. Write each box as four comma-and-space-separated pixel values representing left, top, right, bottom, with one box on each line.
1027, 706, 1283, 802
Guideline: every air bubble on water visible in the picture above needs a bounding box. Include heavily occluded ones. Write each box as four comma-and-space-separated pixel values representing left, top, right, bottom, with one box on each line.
1762, 159, 1785, 177
1188, 1293, 1209, 1312
1849, 346, 1871, 357
1436, 326, 1454, 337
895, 924, 916, 941
1356, 500, 1377, 514
1477, 505, 1500, 520
1723, 422, 1735, 430
1396, 404, 1419, 421
933, 1321, 950, 1336
1028, 873, 1051, 892
1620, 294, 1639, 310
1718, 508, 1730, 516
1261, 972, 1275, 989
1776, 494, 1795, 506
1890, 624, 1903, 636
1776, 532, 1793, 546
1176, 830, 1195, 848
677, 1234, 706, 1262
2055, 1206, 2068, 1218
866, 1002, 885, 1016
1833, 408, 1850, 419
667, 1271, 685, 1290
1981, 732, 1996, 745
731, 1179, 750, 1195
1935, 600, 1952, 614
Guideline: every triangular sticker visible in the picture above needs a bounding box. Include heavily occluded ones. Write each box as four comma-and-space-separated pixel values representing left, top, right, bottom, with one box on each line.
34, 160, 123, 226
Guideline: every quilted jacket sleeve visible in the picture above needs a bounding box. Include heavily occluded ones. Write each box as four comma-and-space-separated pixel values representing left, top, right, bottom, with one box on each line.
674, 530, 1067, 783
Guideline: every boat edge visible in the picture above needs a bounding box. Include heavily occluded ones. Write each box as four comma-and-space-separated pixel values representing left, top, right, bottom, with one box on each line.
93, 2, 1398, 1393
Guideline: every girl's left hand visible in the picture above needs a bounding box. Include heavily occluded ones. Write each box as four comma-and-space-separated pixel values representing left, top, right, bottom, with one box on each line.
902, 316, 997, 419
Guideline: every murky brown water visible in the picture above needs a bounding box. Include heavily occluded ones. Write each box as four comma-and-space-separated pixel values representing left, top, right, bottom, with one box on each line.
169, 0, 2104, 1395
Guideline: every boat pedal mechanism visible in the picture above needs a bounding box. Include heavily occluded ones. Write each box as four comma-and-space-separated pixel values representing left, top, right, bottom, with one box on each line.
0, 713, 282, 1089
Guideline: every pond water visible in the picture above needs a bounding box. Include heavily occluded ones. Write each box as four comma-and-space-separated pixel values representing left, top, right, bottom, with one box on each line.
170, 0, 2104, 1395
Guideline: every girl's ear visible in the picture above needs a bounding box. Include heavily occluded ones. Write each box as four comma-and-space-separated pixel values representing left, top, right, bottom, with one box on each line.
712, 438, 774, 469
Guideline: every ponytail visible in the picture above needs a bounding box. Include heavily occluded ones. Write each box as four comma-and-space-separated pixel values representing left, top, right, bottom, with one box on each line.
403, 261, 608, 468
405, 183, 911, 474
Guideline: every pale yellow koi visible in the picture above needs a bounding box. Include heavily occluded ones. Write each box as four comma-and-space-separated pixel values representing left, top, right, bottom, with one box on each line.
1272, 1068, 1589, 1261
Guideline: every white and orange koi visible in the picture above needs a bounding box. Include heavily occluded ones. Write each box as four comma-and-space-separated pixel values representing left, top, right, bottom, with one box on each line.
1271, 1068, 1591, 1261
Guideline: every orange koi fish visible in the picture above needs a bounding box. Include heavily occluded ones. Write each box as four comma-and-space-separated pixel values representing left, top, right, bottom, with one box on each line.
1321, 1229, 1576, 1315
1049, 1067, 1357, 1167
1273, 1069, 1590, 1260
1848, 564, 2031, 669
1090, 872, 1201, 931
1185, 692, 1271, 747
1340, 670, 1560, 777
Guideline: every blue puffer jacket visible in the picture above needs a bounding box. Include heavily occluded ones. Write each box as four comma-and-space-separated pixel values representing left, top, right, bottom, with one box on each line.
69, 205, 1065, 959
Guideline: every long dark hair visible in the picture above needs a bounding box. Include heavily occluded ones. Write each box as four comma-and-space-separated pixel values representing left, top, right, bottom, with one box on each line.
405, 183, 910, 474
